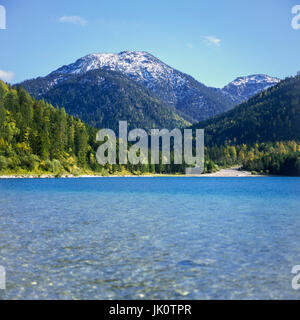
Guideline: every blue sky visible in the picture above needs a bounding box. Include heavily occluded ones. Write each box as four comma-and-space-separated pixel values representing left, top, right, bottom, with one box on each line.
0, 0, 299, 87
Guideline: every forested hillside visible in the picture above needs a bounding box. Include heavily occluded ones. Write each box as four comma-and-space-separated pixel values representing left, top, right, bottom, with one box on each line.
1, 74, 300, 176
195, 76, 300, 146
0, 81, 100, 175
196, 76, 300, 175
0, 81, 187, 176
41, 69, 190, 131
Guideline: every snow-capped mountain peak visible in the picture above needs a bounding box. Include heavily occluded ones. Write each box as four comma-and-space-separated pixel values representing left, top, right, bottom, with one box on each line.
50, 51, 196, 107
228, 74, 280, 87
51, 51, 176, 84
221, 74, 281, 104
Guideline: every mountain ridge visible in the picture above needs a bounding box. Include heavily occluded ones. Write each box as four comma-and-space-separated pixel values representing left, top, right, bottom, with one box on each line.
19, 51, 282, 129
20, 51, 235, 123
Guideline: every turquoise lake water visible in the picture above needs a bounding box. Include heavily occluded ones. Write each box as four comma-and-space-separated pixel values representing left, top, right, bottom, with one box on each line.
0, 177, 300, 300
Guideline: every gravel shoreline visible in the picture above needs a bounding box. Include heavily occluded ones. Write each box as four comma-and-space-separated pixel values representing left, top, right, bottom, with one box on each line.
0, 167, 266, 178
200, 167, 265, 177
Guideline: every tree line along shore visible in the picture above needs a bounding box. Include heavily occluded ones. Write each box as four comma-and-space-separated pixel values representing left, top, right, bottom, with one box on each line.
0, 80, 300, 177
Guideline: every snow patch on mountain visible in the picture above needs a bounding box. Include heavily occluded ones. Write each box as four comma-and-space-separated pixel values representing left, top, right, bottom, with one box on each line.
51, 51, 187, 102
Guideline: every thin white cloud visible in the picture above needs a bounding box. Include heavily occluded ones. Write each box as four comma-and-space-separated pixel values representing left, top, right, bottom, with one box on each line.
0, 70, 14, 82
203, 36, 221, 46
59, 15, 88, 26
186, 43, 194, 49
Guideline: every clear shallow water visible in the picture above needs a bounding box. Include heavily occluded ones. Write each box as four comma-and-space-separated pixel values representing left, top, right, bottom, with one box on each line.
0, 177, 300, 300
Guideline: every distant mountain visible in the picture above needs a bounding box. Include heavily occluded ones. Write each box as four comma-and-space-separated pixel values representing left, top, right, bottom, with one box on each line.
20, 51, 235, 124
193, 75, 300, 145
218, 74, 281, 105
